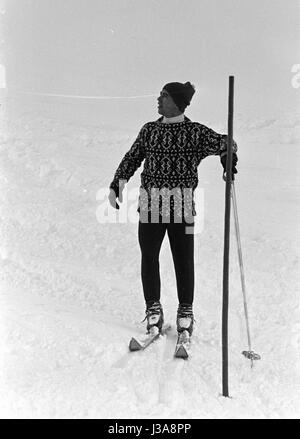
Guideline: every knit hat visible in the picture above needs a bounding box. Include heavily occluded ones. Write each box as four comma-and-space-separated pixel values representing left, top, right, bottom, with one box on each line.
163, 81, 195, 112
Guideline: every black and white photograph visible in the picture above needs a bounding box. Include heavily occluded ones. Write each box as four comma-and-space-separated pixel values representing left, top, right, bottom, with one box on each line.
0, 0, 299, 421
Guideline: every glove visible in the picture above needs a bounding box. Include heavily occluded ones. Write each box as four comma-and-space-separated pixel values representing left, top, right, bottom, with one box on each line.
108, 179, 126, 209
221, 152, 238, 180
108, 188, 120, 209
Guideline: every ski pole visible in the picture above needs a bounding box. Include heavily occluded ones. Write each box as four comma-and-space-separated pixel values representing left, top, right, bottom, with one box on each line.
222, 75, 234, 398
231, 182, 261, 367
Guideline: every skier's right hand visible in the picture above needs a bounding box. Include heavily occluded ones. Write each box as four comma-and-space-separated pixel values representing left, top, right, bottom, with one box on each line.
108, 188, 120, 209
109, 180, 126, 209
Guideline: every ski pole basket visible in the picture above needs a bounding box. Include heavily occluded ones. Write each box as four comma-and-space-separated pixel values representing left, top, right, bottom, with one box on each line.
242, 350, 261, 368
242, 350, 261, 361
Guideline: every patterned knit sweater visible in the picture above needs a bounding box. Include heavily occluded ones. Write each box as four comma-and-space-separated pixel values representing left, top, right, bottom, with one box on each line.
110, 116, 237, 218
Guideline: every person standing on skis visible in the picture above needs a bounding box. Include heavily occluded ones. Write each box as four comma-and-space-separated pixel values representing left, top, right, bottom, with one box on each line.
109, 81, 237, 338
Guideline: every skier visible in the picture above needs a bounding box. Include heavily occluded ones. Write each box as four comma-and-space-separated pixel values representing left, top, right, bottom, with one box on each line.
109, 81, 238, 348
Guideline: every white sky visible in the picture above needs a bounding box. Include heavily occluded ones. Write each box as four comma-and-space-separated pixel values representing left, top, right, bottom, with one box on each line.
2, 0, 300, 128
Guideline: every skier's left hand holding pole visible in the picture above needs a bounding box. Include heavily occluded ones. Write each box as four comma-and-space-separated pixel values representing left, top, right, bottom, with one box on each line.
221, 151, 238, 181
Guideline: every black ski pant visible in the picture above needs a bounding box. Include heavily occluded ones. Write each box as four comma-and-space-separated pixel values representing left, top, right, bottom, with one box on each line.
138, 219, 194, 306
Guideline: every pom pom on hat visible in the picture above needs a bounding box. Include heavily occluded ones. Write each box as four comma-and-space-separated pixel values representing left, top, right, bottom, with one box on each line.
163, 81, 195, 112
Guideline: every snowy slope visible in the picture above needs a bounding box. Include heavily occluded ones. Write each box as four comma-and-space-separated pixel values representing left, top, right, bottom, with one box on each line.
0, 112, 299, 419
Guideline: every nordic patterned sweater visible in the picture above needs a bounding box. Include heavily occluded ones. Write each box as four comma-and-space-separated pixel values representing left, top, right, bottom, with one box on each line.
109, 115, 237, 218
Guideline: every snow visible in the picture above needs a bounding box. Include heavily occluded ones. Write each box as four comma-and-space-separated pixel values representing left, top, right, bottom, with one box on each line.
0, 107, 299, 419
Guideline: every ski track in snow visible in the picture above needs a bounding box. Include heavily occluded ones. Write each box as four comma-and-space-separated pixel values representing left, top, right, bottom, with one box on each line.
0, 114, 299, 418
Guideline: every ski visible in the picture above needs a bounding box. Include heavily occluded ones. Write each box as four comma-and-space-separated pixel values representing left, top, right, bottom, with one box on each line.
129, 324, 171, 352
174, 330, 190, 359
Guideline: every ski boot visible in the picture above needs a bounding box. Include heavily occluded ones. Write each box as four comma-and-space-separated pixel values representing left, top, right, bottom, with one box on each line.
176, 303, 194, 336
144, 300, 164, 334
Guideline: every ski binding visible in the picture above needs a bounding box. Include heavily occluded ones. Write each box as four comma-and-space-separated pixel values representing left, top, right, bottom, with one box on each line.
129, 324, 171, 352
